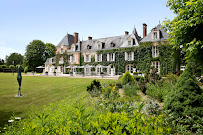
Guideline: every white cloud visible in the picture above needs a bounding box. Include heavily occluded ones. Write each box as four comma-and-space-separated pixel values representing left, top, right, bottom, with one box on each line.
0, 46, 25, 59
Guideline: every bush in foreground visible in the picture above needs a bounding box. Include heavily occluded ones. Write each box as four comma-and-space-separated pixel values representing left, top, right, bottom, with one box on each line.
121, 71, 135, 86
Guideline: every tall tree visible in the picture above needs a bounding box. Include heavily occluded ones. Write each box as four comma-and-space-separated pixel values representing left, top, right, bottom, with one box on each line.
0, 58, 5, 65
45, 43, 56, 58
164, 0, 203, 69
24, 40, 46, 70
6, 53, 23, 66
24, 40, 56, 70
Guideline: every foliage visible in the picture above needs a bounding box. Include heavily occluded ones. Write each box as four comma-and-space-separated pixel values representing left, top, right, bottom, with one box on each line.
146, 81, 174, 102
143, 99, 161, 116
123, 82, 139, 97
86, 80, 101, 97
121, 71, 135, 86
24, 40, 56, 70
0, 65, 7, 71
83, 42, 178, 75
9, 65, 15, 69
101, 83, 119, 101
5, 53, 23, 66
164, 0, 203, 71
145, 67, 161, 84
45, 43, 56, 58
3, 97, 172, 134
24, 67, 28, 74
0, 58, 5, 65
164, 64, 203, 120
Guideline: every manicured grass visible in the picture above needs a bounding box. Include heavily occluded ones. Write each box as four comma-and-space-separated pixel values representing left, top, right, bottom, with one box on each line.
0, 73, 115, 128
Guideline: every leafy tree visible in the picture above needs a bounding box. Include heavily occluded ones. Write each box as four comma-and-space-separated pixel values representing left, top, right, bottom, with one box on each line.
24, 67, 28, 74
164, 0, 203, 71
24, 40, 56, 70
164, 64, 203, 119
45, 43, 56, 58
121, 71, 135, 86
5, 53, 23, 66
0, 58, 5, 65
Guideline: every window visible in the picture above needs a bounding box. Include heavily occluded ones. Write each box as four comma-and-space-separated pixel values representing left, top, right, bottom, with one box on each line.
110, 42, 115, 47
72, 55, 75, 63
98, 44, 101, 49
102, 43, 105, 49
97, 67, 102, 74
153, 32, 158, 40
97, 54, 102, 62
87, 45, 92, 50
61, 57, 63, 63
151, 61, 160, 72
86, 55, 91, 62
86, 68, 90, 74
126, 64, 133, 73
128, 40, 131, 45
152, 46, 159, 57
76, 45, 78, 51
125, 52, 134, 61
110, 54, 113, 61
61, 49, 64, 53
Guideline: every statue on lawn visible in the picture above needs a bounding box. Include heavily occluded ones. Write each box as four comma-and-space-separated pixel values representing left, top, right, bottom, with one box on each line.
17, 66, 22, 96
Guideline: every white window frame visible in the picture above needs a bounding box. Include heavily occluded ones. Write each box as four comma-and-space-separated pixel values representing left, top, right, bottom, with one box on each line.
152, 46, 159, 57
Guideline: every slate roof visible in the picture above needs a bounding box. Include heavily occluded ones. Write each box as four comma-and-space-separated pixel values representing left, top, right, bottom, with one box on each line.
81, 35, 127, 52
45, 57, 56, 64
80, 27, 141, 52
57, 33, 74, 46
140, 24, 168, 42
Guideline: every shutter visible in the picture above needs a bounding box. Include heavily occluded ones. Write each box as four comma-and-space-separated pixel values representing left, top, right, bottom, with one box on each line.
89, 55, 91, 62
152, 47, 154, 57
107, 54, 109, 61
84, 55, 86, 62
95, 54, 98, 62
101, 54, 102, 62
125, 52, 127, 61
132, 52, 134, 60
113, 53, 115, 61
70, 56, 72, 62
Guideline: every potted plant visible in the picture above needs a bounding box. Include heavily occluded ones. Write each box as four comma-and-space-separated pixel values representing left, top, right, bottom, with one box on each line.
53, 71, 56, 76
81, 70, 85, 77
70, 71, 73, 76
31, 71, 35, 75
45, 71, 48, 76
100, 72, 104, 78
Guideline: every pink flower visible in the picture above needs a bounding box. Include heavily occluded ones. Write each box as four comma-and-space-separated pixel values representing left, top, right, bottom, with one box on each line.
200, 84, 202, 86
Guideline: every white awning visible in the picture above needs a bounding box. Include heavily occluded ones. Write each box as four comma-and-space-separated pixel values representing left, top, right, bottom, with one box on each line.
36, 66, 45, 69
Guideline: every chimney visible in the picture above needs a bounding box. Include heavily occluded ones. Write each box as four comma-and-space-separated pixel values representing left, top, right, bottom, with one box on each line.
74, 32, 79, 44
125, 31, 129, 35
143, 23, 147, 38
88, 36, 92, 40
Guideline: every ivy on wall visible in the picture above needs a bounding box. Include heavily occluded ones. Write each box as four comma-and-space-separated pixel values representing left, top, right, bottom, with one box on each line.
55, 51, 70, 67
83, 42, 179, 75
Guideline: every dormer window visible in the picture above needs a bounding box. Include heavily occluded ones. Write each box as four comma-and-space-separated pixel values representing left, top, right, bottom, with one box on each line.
152, 31, 160, 40
110, 42, 115, 47
102, 43, 105, 49
128, 41, 131, 45
87, 45, 92, 50
75, 45, 78, 51
154, 32, 157, 39
98, 44, 101, 49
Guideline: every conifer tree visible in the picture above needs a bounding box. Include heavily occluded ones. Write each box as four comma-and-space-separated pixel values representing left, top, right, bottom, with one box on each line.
164, 64, 203, 118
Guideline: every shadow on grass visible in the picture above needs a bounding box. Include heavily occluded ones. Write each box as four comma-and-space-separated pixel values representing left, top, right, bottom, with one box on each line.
0, 111, 22, 128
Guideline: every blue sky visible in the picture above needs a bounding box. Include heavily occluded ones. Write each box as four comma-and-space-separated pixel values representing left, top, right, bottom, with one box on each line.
0, 0, 175, 59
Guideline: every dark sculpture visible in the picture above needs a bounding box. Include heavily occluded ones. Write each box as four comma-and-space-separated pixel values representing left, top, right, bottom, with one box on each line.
17, 66, 22, 96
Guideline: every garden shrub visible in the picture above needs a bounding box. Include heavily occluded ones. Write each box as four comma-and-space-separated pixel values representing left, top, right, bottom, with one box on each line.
121, 71, 135, 86
123, 82, 139, 97
24, 67, 28, 74
137, 77, 147, 94
143, 99, 161, 116
133, 75, 143, 82
86, 79, 101, 97
146, 81, 174, 102
164, 64, 203, 121
101, 83, 119, 100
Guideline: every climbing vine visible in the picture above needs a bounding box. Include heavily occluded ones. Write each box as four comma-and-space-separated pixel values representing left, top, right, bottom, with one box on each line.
83, 42, 179, 75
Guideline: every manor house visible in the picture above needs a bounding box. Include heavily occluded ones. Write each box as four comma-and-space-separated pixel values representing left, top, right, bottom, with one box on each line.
44, 23, 179, 76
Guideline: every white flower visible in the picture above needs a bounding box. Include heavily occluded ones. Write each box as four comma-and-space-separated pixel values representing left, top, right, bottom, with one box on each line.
15, 117, 21, 120
8, 120, 14, 123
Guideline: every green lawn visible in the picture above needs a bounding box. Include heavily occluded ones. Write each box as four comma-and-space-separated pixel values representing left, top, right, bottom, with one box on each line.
0, 73, 115, 127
